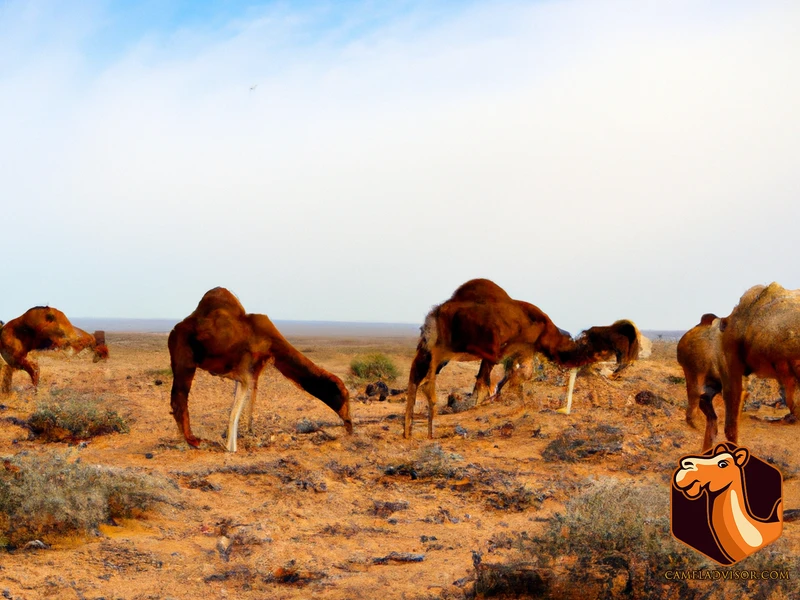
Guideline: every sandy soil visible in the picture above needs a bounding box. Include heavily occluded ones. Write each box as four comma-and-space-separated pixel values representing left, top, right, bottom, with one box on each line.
0, 334, 798, 599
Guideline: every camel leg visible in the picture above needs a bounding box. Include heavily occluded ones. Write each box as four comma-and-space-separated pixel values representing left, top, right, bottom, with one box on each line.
405, 348, 432, 439
722, 364, 745, 444
698, 394, 719, 451
227, 376, 252, 453
780, 361, 800, 420
423, 367, 438, 439
682, 372, 702, 429
170, 365, 198, 447
780, 372, 797, 421
242, 376, 258, 433
0, 365, 11, 394
17, 357, 40, 392
556, 368, 578, 415
473, 360, 494, 404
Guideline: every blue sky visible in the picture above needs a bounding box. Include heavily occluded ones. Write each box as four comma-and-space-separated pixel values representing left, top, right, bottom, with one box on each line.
1, 0, 799, 332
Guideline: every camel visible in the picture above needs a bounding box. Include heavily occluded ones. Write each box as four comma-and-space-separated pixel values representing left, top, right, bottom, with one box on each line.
0, 306, 109, 394
718, 283, 800, 446
673, 443, 782, 563
404, 279, 640, 438
168, 287, 353, 452
677, 314, 727, 450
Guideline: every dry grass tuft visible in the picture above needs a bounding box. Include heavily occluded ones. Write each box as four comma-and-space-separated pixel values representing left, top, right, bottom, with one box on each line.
28, 393, 130, 442
0, 452, 176, 549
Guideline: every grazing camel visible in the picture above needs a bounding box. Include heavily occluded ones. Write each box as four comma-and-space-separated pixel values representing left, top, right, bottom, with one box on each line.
0, 307, 109, 394
168, 287, 353, 452
404, 279, 640, 438
718, 283, 800, 446
673, 443, 782, 563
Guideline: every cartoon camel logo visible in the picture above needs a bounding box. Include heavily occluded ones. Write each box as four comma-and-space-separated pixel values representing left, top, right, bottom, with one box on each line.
671, 442, 783, 565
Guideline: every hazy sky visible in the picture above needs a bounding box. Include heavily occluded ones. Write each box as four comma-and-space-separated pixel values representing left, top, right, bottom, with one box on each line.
2, 0, 798, 333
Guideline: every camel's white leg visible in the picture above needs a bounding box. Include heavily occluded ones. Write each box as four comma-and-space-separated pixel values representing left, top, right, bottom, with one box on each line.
556, 368, 578, 415
227, 377, 252, 452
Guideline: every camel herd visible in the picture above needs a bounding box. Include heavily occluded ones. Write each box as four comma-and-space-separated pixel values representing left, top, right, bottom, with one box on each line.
0, 279, 798, 453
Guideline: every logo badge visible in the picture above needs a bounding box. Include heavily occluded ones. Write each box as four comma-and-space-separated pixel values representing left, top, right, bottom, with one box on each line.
671, 442, 783, 565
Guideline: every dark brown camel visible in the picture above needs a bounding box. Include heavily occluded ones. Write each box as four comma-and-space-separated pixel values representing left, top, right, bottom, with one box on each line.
168, 287, 353, 452
718, 282, 800, 446
0, 307, 109, 393
677, 314, 726, 450
404, 279, 640, 438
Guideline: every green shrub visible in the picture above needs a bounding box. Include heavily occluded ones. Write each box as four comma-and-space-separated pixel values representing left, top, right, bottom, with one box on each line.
0, 452, 175, 548
349, 353, 399, 383
28, 394, 129, 441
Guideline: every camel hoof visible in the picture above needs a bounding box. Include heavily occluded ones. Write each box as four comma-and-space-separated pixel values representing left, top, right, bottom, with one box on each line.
556, 407, 571, 415
185, 436, 202, 448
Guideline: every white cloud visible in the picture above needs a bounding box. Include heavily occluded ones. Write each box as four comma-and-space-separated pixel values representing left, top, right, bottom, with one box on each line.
1, 0, 799, 332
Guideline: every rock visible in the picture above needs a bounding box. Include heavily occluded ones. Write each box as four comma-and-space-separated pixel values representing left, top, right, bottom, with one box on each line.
634, 390, 665, 407
366, 381, 389, 397
296, 418, 320, 434
372, 552, 425, 564
23, 540, 48, 550
216, 536, 231, 561
371, 500, 409, 517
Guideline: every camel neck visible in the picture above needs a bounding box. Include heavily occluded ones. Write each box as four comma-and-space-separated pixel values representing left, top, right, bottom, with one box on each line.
709, 480, 763, 560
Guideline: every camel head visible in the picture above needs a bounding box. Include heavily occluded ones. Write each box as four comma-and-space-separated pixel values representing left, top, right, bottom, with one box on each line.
322, 375, 353, 434
567, 319, 640, 376
674, 444, 749, 498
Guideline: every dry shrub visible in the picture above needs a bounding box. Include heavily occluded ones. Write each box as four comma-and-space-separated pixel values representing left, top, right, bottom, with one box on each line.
541, 424, 623, 462
348, 353, 399, 383
386, 443, 465, 480
485, 479, 800, 599
28, 393, 129, 442
0, 452, 175, 549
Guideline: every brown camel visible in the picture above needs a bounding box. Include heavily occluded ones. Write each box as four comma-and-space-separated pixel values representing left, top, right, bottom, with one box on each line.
718, 282, 800, 446
404, 279, 640, 438
673, 443, 782, 563
677, 313, 727, 450
0, 307, 109, 393
168, 287, 353, 452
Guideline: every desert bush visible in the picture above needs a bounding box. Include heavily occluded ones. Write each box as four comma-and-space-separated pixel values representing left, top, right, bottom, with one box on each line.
541, 424, 624, 462
348, 353, 399, 383
489, 478, 800, 599
384, 443, 465, 480
0, 452, 175, 549
487, 479, 697, 598
28, 394, 129, 441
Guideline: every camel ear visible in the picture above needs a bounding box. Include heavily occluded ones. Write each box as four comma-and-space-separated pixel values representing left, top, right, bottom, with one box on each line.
713, 443, 728, 456
733, 447, 749, 467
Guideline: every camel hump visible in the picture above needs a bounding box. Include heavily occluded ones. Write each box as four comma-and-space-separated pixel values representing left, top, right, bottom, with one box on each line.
448, 279, 512, 304
195, 287, 246, 317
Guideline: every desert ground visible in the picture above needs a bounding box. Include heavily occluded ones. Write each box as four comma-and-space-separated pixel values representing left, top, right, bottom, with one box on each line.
0, 332, 798, 599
